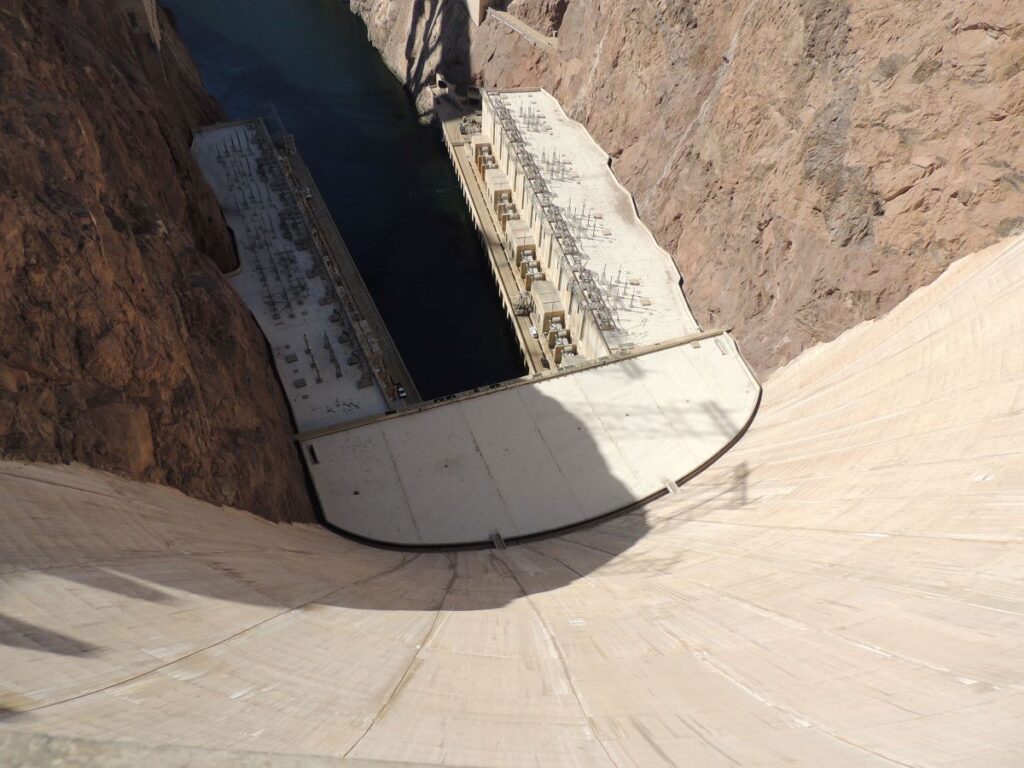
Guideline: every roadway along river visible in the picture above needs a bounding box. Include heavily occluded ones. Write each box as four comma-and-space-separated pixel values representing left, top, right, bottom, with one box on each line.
164, 0, 527, 399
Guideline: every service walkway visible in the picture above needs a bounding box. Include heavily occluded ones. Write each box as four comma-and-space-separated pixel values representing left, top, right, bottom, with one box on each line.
281, 135, 420, 404
488, 10, 559, 52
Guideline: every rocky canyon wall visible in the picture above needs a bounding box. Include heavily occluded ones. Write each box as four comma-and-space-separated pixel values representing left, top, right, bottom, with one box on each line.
0, 1, 313, 521
350, 0, 1024, 373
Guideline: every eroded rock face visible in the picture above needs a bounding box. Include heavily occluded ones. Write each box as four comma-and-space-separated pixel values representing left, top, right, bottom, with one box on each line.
505, 0, 569, 35
0, 1, 314, 521
350, 0, 1024, 373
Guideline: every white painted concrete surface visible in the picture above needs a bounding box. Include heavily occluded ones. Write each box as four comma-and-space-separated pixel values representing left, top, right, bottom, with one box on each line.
3, 237, 1022, 766
306, 334, 759, 545
464, 0, 489, 26
192, 123, 389, 432
483, 89, 700, 350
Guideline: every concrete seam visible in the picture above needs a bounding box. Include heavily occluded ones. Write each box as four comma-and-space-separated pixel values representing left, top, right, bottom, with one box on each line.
342, 555, 458, 759
501, 556, 621, 768
0, 553, 419, 719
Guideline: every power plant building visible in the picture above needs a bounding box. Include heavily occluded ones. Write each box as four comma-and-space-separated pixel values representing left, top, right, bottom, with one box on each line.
286, 87, 762, 546
477, 89, 701, 363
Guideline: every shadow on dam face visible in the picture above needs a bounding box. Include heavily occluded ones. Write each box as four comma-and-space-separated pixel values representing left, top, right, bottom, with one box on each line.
0, 365, 761, 668
309, 380, 755, 549
0, 381, 763, 648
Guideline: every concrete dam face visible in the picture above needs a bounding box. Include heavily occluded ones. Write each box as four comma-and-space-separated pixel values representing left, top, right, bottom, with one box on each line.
2, 234, 1022, 765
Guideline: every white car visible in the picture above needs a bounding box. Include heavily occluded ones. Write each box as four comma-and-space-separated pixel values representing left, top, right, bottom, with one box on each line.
529, 325, 538, 339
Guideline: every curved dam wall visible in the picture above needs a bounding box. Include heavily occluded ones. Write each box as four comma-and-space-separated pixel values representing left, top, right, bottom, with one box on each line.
1, 234, 1022, 765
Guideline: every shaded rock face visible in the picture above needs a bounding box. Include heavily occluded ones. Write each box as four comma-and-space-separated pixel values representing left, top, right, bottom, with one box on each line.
351, 0, 1024, 373
0, 1, 314, 521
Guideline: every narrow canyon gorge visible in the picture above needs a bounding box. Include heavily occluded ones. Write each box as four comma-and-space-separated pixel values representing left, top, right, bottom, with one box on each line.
2, 2, 1023, 763
2, 0, 1022, 510
352, 0, 1024, 372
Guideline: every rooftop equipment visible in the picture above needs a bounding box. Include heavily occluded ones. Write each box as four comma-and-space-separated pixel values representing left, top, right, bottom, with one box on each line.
549, 328, 572, 350
524, 263, 544, 288
483, 91, 617, 337
505, 220, 534, 262
513, 291, 533, 316
552, 339, 577, 365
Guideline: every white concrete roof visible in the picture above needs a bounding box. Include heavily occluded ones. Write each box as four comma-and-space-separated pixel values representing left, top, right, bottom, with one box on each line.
484, 167, 511, 194
2, 235, 1023, 765
531, 278, 560, 310
489, 89, 700, 347
506, 219, 532, 246
305, 333, 759, 545
192, 123, 389, 432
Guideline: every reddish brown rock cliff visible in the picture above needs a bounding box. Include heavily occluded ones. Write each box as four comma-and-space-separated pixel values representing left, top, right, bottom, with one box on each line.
0, 1, 313, 521
352, 0, 1024, 373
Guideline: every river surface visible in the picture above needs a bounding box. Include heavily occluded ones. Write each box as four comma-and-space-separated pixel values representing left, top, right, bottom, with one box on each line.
164, 0, 526, 399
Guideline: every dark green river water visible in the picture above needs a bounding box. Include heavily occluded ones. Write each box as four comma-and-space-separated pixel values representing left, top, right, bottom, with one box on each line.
163, 0, 526, 398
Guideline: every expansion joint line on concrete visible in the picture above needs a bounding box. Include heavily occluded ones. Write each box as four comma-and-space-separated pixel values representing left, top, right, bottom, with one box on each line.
694, 649, 921, 768
534, 532, 976, 768
0, 553, 424, 720
520, 544, 790, 768
671, 568, 1024, 694
342, 555, 458, 759
497, 553, 620, 767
